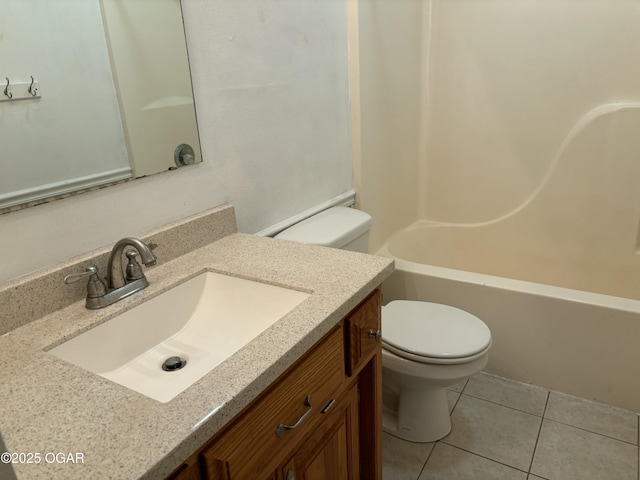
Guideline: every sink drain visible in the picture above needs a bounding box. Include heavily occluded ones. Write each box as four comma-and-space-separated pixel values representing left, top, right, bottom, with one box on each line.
162, 356, 187, 372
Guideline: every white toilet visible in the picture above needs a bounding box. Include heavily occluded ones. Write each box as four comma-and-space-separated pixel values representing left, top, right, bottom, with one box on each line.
275, 206, 492, 443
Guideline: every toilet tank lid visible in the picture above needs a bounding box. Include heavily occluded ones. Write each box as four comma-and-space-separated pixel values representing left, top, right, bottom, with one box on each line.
275, 206, 372, 248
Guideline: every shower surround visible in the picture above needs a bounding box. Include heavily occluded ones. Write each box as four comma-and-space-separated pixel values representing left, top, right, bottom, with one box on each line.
356, 0, 640, 410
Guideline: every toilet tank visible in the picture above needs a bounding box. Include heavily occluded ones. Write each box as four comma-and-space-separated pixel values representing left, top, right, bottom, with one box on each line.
274, 206, 372, 253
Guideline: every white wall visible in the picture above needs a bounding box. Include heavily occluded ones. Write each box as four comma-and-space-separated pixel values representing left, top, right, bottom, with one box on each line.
0, 0, 354, 284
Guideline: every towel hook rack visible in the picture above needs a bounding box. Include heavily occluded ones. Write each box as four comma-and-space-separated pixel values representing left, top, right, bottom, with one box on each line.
4, 77, 12, 99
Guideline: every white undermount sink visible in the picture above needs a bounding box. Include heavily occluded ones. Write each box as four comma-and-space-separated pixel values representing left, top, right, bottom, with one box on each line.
49, 272, 310, 402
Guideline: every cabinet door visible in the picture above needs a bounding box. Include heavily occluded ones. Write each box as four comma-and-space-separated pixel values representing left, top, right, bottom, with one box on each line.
346, 289, 381, 376
281, 385, 359, 480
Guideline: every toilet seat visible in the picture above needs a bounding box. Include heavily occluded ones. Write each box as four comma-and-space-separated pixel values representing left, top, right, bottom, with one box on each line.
382, 301, 492, 365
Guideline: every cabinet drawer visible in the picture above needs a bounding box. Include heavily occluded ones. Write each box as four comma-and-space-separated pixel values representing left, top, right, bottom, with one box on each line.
201, 325, 345, 479
346, 289, 381, 376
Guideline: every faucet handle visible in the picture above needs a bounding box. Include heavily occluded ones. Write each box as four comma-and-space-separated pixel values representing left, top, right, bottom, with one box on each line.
64, 265, 107, 298
125, 250, 144, 281
64, 265, 99, 284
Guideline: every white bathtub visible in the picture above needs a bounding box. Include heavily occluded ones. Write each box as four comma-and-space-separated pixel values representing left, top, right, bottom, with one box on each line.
379, 224, 640, 412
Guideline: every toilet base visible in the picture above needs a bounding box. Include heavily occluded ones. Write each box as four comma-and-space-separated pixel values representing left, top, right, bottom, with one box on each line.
382, 383, 451, 443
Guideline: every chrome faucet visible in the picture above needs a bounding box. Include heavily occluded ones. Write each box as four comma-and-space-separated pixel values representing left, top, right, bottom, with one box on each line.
64, 237, 157, 309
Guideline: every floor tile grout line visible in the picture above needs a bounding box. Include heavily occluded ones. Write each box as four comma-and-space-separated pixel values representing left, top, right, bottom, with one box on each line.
392, 373, 640, 480
477, 373, 640, 417
541, 416, 639, 447
438, 441, 530, 475
457, 378, 469, 394
528, 474, 552, 480
415, 388, 464, 480
460, 391, 548, 418
460, 390, 638, 446
527, 391, 550, 474
416, 441, 437, 480
450, 391, 463, 414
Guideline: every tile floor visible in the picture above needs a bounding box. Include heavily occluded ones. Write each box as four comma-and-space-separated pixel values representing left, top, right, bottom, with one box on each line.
383, 372, 639, 480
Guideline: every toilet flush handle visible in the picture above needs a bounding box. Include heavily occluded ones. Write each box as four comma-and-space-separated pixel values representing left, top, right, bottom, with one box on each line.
368, 329, 382, 342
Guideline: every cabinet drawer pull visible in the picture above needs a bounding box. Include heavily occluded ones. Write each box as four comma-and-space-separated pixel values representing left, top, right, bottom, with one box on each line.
368, 329, 382, 342
276, 394, 312, 437
286, 469, 295, 480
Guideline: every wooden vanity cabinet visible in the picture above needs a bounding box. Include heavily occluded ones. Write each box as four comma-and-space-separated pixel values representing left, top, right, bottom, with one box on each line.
277, 384, 359, 480
167, 288, 382, 480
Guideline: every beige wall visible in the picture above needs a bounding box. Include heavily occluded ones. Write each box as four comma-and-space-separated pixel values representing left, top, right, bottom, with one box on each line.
359, 0, 640, 251
423, 0, 640, 224
387, 106, 640, 300
360, 0, 640, 408
355, 0, 424, 252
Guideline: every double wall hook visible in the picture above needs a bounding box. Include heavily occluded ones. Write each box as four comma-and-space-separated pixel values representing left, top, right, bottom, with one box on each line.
4, 77, 12, 99
1, 76, 41, 102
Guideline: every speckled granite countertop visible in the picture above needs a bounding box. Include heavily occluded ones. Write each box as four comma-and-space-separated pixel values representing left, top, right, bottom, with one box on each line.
0, 232, 394, 480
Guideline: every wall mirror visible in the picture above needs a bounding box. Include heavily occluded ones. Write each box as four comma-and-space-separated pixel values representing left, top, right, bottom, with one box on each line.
0, 0, 202, 212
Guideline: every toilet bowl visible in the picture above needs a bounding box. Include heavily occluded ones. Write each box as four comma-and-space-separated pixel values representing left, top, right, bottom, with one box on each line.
274, 207, 492, 443
381, 300, 491, 442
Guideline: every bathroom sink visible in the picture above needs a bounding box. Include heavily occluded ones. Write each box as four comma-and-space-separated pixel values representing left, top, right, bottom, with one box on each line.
48, 272, 310, 402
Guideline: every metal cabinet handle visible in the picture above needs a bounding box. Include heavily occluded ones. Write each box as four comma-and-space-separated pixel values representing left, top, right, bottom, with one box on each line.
286, 469, 295, 480
368, 329, 382, 342
321, 398, 336, 414
276, 394, 312, 437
